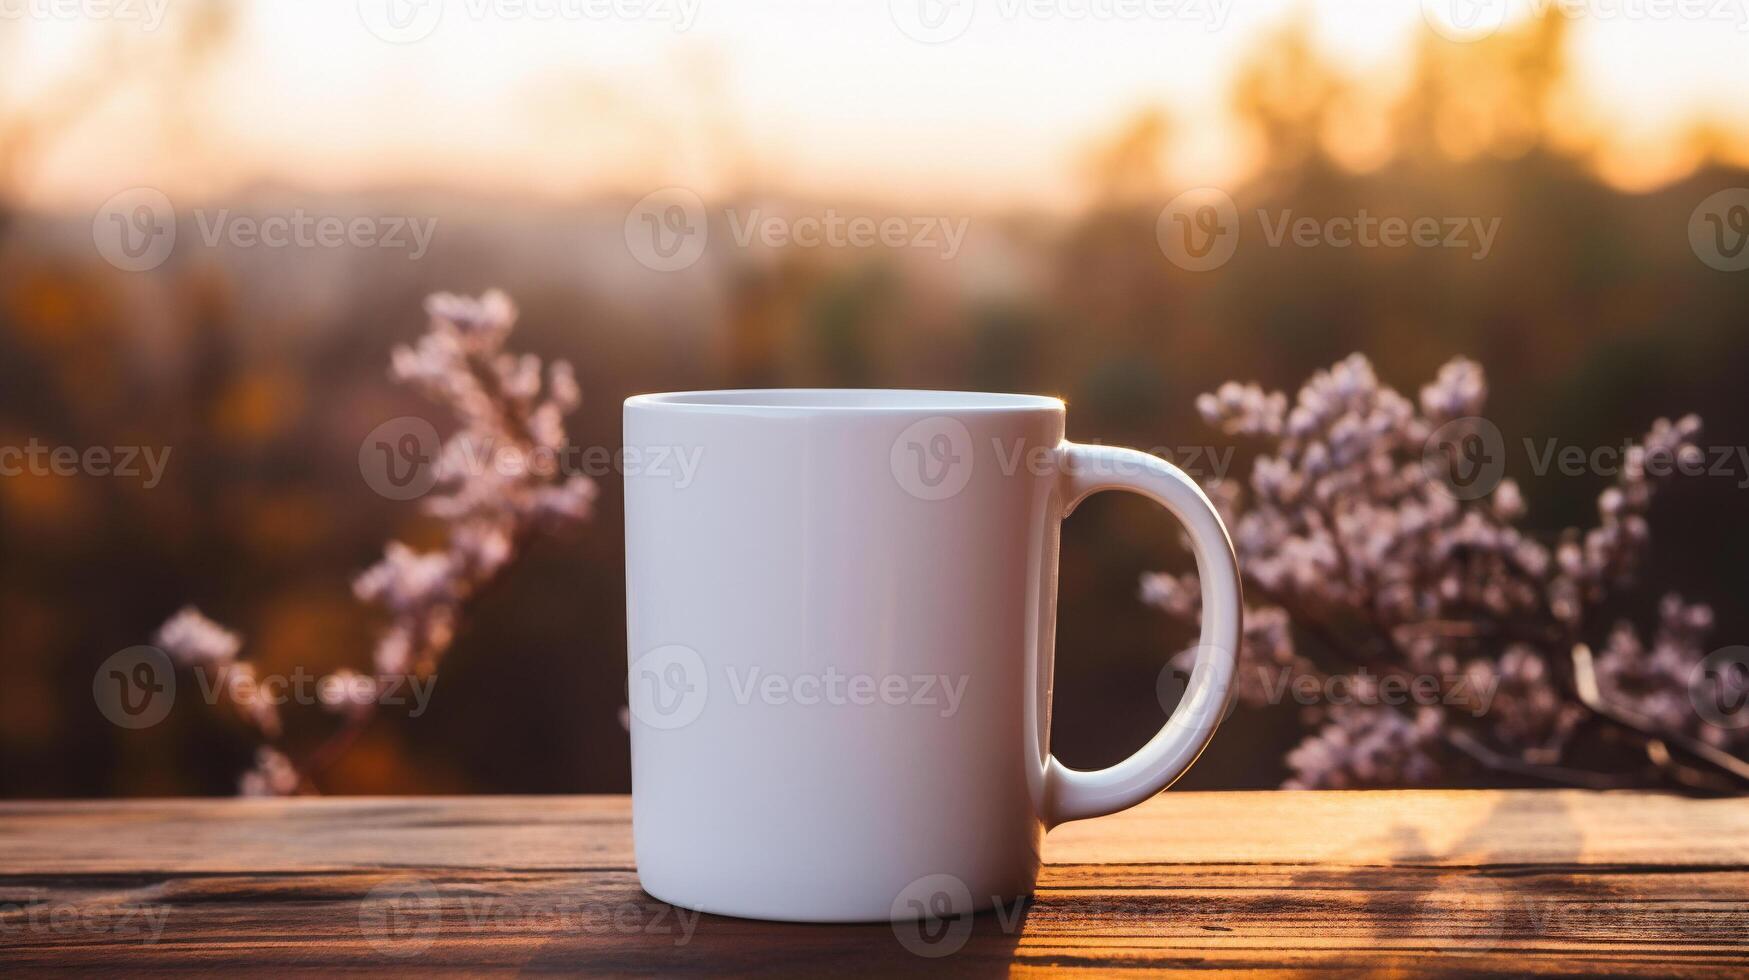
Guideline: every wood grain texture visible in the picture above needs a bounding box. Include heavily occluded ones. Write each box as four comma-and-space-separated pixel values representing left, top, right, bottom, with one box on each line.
1, 790, 1745, 976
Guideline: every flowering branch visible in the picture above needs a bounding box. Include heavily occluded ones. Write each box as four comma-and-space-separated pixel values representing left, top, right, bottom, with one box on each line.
1145, 354, 1748, 792
155, 290, 594, 795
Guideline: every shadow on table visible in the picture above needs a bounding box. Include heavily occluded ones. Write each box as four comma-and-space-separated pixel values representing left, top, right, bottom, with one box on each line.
521, 890, 1030, 975
1288, 791, 1589, 955
523, 795, 1617, 971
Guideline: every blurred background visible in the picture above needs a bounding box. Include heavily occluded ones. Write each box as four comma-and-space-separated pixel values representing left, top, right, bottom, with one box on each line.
3, 0, 1746, 797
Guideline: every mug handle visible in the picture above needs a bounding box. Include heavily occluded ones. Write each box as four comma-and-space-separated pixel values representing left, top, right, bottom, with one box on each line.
1044, 442, 1243, 827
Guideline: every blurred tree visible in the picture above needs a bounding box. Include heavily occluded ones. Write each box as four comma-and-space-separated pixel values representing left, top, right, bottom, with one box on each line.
1081, 107, 1172, 209
0, 1, 235, 220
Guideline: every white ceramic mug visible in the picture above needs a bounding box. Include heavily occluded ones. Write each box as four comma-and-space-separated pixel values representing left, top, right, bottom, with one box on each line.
623, 389, 1241, 923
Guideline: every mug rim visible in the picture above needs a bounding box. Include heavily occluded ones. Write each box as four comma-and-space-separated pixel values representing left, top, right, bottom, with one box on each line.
625, 388, 1065, 414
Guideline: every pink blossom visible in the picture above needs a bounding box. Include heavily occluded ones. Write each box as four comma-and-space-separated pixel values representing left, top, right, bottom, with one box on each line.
157, 290, 594, 794
154, 606, 242, 667
1146, 354, 1734, 790
238, 747, 301, 797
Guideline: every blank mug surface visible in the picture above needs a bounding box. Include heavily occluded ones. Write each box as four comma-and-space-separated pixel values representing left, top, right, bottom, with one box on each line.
623, 389, 1240, 923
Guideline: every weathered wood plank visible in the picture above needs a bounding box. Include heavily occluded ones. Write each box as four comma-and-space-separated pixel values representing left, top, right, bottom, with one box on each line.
5, 789, 1744, 872
1, 791, 1745, 976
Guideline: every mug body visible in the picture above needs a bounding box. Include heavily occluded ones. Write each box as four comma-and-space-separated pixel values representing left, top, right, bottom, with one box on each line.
624, 389, 1066, 922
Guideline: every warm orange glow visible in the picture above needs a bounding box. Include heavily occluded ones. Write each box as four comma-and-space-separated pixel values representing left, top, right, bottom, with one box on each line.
3, 1, 1746, 211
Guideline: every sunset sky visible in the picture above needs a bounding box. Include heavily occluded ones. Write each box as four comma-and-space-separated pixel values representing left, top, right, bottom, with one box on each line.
7, 0, 1749, 211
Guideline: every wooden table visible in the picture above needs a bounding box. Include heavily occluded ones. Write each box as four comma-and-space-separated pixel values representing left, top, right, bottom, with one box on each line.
2, 790, 1746, 975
